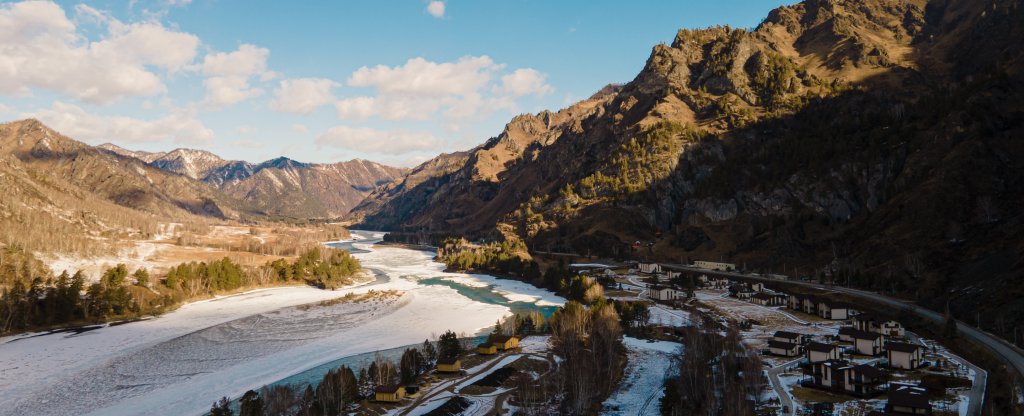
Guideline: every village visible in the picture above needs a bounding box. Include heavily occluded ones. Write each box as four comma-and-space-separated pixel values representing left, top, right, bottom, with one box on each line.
323, 260, 980, 416
604, 260, 982, 416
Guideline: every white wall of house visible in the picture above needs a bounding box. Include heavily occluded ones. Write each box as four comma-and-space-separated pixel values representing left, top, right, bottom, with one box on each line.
888, 349, 923, 370
853, 337, 882, 356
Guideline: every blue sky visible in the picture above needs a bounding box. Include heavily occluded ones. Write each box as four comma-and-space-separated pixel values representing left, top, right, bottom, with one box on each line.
0, 0, 792, 166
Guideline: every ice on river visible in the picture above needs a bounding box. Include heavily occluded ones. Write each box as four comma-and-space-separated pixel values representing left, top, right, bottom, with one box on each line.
0, 236, 550, 416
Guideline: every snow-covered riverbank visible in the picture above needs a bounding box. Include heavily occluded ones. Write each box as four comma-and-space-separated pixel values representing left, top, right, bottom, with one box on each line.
0, 232, 563, 416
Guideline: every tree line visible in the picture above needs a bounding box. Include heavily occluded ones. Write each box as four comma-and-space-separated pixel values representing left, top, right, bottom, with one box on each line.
0, 247, 361, 335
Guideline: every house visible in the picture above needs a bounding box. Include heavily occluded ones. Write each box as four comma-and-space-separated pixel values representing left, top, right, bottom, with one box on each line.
639, 263, 661, 274
708, 278, 730, 289
665, 270, 680, 280
693, 260, 736, 271
374, 385, 406, 402
697, 274, 709, 283
476, 343, 497, 355
849, 329, 884, 356
649, 287, 686, 302
838, 327, 858, 342
750, 282, 764, 292
773, 331, 805, 345
736, 288, 756, 302
491, 335, 520, 351
818, 301, 853, 320
802, 296, 820, 315
435, 357, 461, 373
788, 294, 804, 310
804, 360, 886, 397
885, 383, 932, 415
769, 340, 801, 357
806, 342, 843, 363
845, 363, 887, 396
880, 320, 906, 337
752, 292, 787, 306
886, 342, 925, 370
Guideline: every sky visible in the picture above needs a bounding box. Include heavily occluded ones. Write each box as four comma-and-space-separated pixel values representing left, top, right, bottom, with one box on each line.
0, 0, 792, 167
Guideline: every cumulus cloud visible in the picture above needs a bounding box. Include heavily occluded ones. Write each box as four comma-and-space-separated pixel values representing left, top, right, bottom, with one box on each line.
0, 1, 200, 104
291, 124, 309, 133
26, 101, 214, 145
271, 78, 339, 114
337, 56, 549, 122
426, 1, 445, 18
497, 68, 553, 97
200, 44, 273, 107
349, 56, 497, 96
315, 125, 440, 155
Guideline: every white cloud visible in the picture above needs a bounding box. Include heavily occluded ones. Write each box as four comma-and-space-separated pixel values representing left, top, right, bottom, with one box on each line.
497, 68, 553, 97
349, 56, 497, 96
0, 1, 200, 104
236, 125, 256, 134
291, 123, 309, 133
200, 44, 272, 107
271, 78, 339, 114
315, 125, 440, 155
336, 56, 553, 122
26, 101, 214, 145
426, 1, 445, 18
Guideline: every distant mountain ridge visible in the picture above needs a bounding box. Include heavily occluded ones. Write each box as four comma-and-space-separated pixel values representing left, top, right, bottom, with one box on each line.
101, 143, 406, 219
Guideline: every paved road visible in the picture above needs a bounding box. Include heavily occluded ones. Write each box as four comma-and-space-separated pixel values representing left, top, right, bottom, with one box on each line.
663, 264, 1024, 414
766, 357, 803, 416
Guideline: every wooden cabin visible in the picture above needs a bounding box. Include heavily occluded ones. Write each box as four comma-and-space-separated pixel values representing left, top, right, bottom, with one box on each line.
435, 357, 461, 373
491, 335, 520, 351
374, 385, 405, 402
477, 343, 497, 355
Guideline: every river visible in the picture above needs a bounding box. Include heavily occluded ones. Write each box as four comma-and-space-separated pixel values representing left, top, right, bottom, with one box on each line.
0, 231, 564, 416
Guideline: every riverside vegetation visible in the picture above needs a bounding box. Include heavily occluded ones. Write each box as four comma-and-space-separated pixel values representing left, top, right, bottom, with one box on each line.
0, 245, 361, 335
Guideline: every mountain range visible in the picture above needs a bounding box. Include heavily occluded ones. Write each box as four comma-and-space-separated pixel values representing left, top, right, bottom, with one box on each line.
349, 0, 1024, 343
97, 144, 405, 219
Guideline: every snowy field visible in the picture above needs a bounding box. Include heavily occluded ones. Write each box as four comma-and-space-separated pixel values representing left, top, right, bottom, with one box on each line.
0, 234, 561, 416
601, 337, 682, 415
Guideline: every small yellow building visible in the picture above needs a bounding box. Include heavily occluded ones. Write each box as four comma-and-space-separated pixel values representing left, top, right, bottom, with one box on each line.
374, 385, 405, 402
436, 357, 461, 372
492, 335, 520, 351
477, 343, 497, 355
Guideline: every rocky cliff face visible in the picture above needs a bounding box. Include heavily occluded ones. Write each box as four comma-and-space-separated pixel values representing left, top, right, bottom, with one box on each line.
352, 0, 1024, 342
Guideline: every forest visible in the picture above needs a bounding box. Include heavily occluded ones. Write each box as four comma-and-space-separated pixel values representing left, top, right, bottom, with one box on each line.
0, 246, 361, 335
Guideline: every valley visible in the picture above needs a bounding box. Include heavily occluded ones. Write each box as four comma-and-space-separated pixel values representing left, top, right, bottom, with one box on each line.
0, 0, 1021, 414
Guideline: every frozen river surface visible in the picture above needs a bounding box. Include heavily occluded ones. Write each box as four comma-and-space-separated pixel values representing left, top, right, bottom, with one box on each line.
0, 232, 563, 416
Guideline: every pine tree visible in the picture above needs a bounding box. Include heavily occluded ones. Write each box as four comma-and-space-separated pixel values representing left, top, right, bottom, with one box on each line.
209, 397, 233, 416
239, 390, 263, 416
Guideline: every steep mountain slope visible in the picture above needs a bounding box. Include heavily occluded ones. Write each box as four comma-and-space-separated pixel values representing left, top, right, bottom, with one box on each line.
105, 144, 406, 219
353, 0, 1024, 343
0, 119, 258, 257
1, 119, 247, 220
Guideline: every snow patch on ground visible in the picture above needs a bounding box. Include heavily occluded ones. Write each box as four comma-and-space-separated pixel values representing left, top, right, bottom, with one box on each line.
601, 337, 682, 415
1, 243, 552, 416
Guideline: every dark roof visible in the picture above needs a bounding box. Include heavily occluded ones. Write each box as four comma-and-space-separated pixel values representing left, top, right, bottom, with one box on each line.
838, 326, 858, 336
774, 330, 802, 340
888, 384, 931, 409
374, 385, 402, 394
806, 342, 838, 353
768, 340, 798, 350
849, 329, 882, 341
852, 363, 886, 378
886, 341, 924, 353
437, 357, 459, 365
752, 292, 774, 300
854, 313, 880, 322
